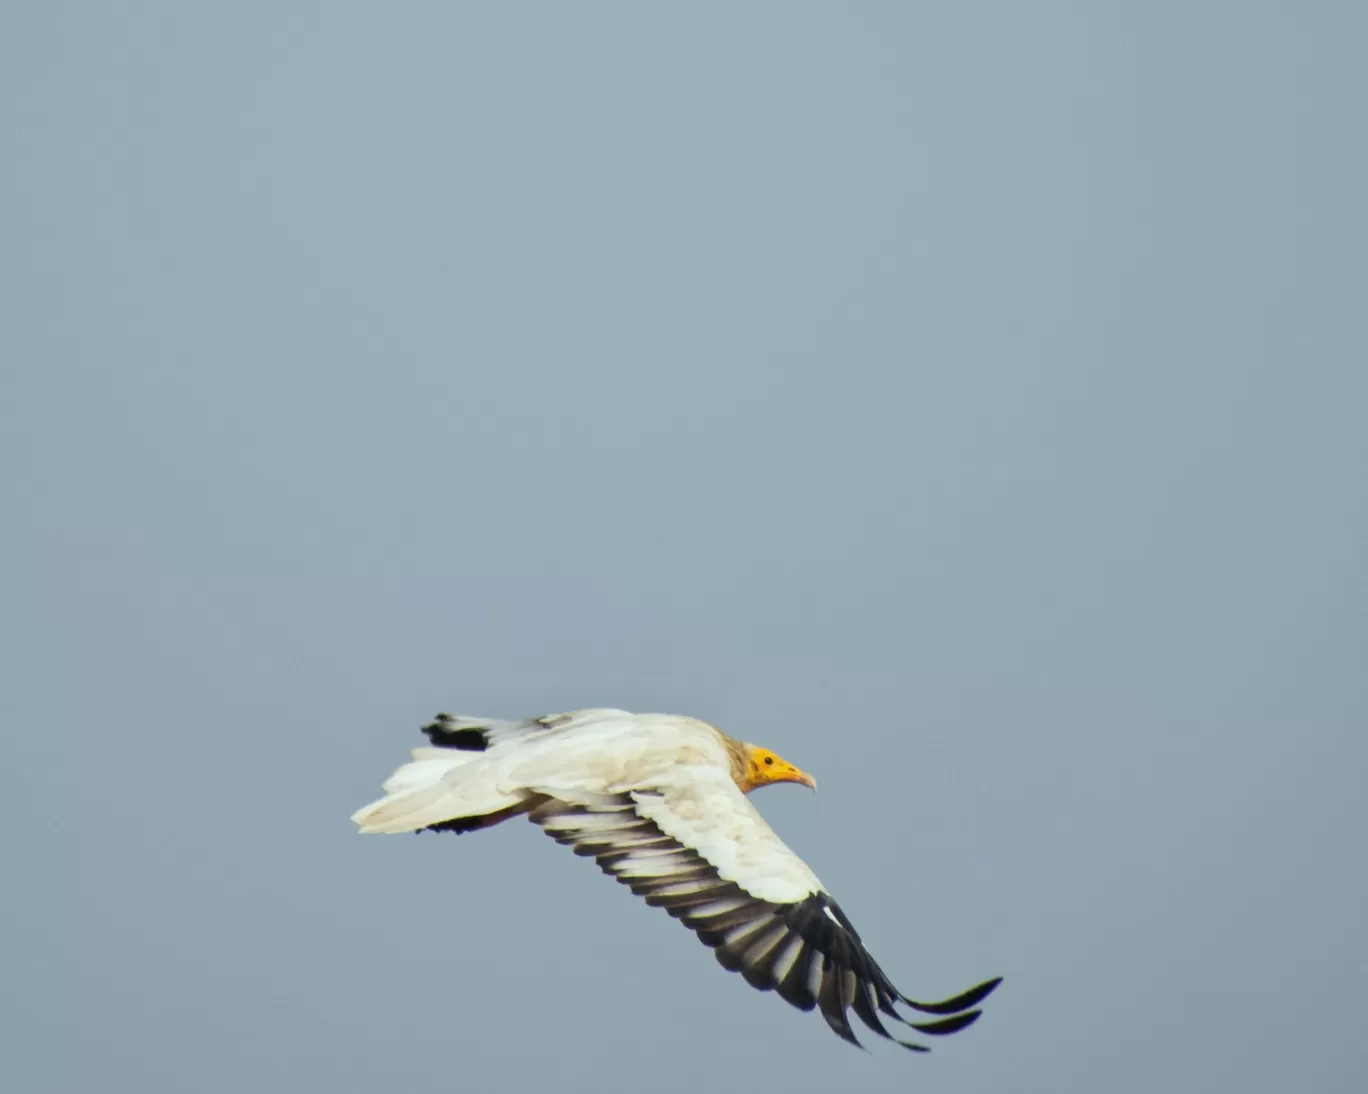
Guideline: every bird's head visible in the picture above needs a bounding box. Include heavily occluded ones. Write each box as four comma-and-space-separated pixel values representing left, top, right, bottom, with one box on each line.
740, 744, 817, 794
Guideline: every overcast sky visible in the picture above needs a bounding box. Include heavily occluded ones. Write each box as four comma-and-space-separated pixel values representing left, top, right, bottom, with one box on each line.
5, 4, 1366, 1092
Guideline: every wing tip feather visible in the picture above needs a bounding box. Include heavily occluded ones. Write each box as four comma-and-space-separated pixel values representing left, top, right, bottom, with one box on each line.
901, 975, 1003, 1015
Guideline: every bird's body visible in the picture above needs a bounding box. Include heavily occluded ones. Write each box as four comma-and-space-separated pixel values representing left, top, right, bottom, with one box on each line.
351, 708, 1000, 1051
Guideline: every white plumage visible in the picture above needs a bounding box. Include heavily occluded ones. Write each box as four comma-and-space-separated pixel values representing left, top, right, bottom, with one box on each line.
351, 707, 1000, 1052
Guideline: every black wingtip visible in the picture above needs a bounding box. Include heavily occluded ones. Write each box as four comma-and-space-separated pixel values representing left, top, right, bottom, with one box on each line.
907, 1009, 982, 1036
822, 1016, 868, 1052
902, 976, 1002, 1015
421, 714, 489, 751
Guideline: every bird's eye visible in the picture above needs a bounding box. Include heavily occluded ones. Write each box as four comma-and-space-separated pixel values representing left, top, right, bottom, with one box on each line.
763, 756, 773, 765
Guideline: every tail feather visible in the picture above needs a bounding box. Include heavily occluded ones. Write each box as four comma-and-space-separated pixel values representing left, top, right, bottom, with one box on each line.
353, 709, 632, 836
380, 749, 481, 795
422, 796, 547, 835
352, 749, 526, 835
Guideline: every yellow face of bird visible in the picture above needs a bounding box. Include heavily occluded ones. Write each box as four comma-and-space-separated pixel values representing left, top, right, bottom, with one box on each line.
743, 745, 817, 793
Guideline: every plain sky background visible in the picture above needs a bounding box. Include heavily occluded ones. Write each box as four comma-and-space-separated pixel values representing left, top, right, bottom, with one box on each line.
4, 4, 1366, 1092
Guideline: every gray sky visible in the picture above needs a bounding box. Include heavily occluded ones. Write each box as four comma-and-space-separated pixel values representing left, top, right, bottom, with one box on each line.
4, 4, 1366, 1092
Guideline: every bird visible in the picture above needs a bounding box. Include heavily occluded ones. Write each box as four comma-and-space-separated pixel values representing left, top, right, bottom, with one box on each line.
351, 707, 1001, 1052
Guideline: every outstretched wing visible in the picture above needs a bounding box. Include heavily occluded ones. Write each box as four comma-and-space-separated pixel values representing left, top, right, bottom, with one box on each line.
527, 768, 1000, 1051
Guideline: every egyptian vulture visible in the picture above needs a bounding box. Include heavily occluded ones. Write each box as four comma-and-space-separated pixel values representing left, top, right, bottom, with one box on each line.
351, 708, 1000, 1051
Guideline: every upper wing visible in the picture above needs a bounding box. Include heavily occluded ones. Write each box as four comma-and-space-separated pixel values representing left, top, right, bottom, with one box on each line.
528, 767, 1000, 1051
420, 708, 636, 752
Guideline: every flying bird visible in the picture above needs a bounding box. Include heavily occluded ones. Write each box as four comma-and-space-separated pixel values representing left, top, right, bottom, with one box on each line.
351, 708, 1001, 1051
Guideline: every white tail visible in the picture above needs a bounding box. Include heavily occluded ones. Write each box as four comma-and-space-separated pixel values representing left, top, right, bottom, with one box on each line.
351, 747, 527, 835
351, 708, 635, 836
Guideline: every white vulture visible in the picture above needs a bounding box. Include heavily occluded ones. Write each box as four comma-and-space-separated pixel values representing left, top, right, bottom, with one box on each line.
351, 708, 1001, 1052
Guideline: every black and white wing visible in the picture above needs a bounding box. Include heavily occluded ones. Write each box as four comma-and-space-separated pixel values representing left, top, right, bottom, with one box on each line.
527, 767, 1000, 1051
